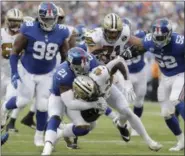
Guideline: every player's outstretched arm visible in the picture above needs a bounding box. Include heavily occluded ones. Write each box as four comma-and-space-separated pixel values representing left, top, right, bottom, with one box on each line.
10, 33, 27, 88
106, 56, 129, 80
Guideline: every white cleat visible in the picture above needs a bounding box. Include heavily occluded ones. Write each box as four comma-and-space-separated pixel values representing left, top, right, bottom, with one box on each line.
131, 129, 139, 136
34, 131, 44, 147
169, 140, 184, 151
41, 141, 54, 155
148, 141, 162, 152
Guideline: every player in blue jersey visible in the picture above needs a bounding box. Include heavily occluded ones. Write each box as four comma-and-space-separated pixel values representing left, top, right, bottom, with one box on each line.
1, 2, 69, 147
129, 18, 184, 151
42, 47, 134, 155
126, 30, 148, 136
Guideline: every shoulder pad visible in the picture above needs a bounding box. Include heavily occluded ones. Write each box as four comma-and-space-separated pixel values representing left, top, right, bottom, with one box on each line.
85, 28, 101, 46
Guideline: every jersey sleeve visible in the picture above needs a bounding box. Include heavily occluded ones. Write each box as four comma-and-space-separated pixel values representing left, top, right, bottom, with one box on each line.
142, 33, 153, 51
89, 54, 100, 70
85, 28, 101, 46
50, 68, 68, 96
174, 34, 184, 55
20, 21, 34, 37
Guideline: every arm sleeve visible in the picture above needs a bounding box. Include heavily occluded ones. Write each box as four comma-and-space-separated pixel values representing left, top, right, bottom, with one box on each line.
61, 90, 97, 110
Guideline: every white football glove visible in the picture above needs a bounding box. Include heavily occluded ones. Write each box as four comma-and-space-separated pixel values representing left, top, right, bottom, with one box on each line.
94, 97, 107, 114
122, 80, 136, 103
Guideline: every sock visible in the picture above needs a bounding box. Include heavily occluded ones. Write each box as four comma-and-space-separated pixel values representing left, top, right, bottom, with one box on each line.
36, 110, 48, 131
62, 123, 76, 138
6, 96, 17, 110
175, 101, 185, 120
133, 106, 143, 118
46, 116, 61, 132
26, 111, 35, 118
105, 107, 118, 120
45, 130, 57, 144
11, 108, 21, 119
165, 115, 182, 136
8, 118, 16, 126
30, 103, 36, 113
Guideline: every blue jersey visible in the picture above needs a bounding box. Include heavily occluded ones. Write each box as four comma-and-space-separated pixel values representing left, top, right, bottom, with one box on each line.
51, 54, 99, 96
142, 33, 184, 76
20, 21, 69, 74
127, 30, 146, 73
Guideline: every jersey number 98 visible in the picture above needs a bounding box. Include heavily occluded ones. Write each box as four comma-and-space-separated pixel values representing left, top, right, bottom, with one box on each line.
33, 41, 58, 60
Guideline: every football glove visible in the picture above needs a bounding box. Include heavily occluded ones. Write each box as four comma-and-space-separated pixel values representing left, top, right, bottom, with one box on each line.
122, 80, 136, 103
11, 73, 21, 89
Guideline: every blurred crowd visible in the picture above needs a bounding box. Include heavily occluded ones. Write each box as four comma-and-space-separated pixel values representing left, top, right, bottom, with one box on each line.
1, 1, 184, 34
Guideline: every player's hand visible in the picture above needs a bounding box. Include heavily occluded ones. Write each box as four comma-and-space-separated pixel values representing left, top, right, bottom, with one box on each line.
122, 80, 136, 103
11, 73, 21, 89
95, 97, 107, 113
120, 46, 133, 59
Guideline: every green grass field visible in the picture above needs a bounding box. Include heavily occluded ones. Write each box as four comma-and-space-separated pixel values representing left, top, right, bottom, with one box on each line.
1, 101, 184, 156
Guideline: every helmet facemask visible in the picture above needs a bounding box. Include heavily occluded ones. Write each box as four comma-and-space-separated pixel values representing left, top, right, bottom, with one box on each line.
152, 30, 172, 48
7, 19, 23, 33
103, 29, 122, 44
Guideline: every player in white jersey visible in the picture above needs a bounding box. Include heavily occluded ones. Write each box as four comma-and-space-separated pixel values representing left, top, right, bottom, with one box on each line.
1, 9, 24, 132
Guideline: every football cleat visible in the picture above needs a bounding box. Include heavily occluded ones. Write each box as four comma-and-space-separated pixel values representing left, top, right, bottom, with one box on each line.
148, 141, 162, 152
117, 124, 131, 142
169, 139, 184, 151
42, 141, 54, 155
21, 115, 36, 129
64, 137, 79, 149
1, 132, 9, 146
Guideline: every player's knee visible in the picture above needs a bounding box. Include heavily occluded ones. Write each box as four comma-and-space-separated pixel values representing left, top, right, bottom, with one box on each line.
16, 97, 30, 108
73, 125, 91, 136
161, 107, 174, 118
36, 98, 48, 112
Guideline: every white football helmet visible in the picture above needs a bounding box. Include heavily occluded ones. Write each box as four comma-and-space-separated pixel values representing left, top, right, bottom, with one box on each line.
57, 6, 65, 24
5, 8, 23, 32
73, 75, 99, 101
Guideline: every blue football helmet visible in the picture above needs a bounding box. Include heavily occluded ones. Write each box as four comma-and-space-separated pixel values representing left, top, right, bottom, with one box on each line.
75, 24, 86, 43
152, 18, 172, 48
67, 47, 90, 75
38, 2, 58, 31
134, 30, 147, 39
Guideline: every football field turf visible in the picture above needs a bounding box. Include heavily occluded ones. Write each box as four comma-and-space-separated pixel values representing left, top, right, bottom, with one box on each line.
1, 101, 184, 156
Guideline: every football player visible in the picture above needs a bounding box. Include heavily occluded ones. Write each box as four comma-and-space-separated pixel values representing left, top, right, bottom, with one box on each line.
130, 18, 184, 151
6, 15, 36, 132
42, 47, 131, 155
1, 8, 23, 132
1, 2, 69, 147
125, 29, 148, 136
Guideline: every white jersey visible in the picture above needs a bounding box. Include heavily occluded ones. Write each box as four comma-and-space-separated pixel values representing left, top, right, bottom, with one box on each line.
85, 24, 130, 62
1, 28, 17, 77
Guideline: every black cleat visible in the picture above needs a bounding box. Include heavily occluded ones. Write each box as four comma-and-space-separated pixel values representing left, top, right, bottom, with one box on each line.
117, 124, 130, 142
21, 114, 36, 129
6, 118, 19, 133
64, 137, 80, 149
